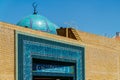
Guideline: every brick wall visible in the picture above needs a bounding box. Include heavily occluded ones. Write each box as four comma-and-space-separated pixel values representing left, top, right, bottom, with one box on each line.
76, 30, 120, 80
0, 26, 15, 80
0, 22, 120, 80
85, 46, 119, 80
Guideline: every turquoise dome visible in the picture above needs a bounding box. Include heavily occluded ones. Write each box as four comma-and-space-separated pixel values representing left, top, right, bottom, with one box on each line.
17, 14, 59, 34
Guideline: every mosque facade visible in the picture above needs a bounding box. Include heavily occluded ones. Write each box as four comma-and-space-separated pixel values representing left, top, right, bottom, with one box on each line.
0, 13, 120, 80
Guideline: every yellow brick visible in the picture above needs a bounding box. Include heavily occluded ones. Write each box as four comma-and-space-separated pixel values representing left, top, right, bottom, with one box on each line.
0, 22, 120, 80
0, 26, 14, 80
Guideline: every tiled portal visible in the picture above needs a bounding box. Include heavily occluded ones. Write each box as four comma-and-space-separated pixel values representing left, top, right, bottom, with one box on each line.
17, 33, 85, 80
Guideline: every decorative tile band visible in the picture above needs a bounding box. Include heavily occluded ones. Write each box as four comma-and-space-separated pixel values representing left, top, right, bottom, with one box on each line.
17, 33, 85, 80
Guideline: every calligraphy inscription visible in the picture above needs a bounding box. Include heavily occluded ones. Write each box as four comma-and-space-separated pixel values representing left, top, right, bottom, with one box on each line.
33, 63, 74, 74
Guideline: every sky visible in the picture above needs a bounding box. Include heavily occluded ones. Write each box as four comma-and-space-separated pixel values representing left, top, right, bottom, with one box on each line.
0, 0, 120, 37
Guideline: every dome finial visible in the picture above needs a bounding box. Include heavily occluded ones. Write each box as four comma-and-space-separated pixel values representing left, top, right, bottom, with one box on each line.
32, 2, 38, 14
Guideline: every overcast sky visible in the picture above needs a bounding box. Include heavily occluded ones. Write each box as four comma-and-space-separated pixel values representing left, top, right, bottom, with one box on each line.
0, 0, 120, 37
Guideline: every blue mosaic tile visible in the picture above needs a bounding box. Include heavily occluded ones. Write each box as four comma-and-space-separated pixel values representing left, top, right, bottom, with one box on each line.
17, 34, 85, 80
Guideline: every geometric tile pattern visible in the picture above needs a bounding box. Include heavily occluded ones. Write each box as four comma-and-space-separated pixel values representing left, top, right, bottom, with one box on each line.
17, 33, 85, 80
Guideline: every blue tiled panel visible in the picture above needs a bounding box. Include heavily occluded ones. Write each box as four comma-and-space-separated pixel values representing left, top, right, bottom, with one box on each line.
17, 34, 85, 80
